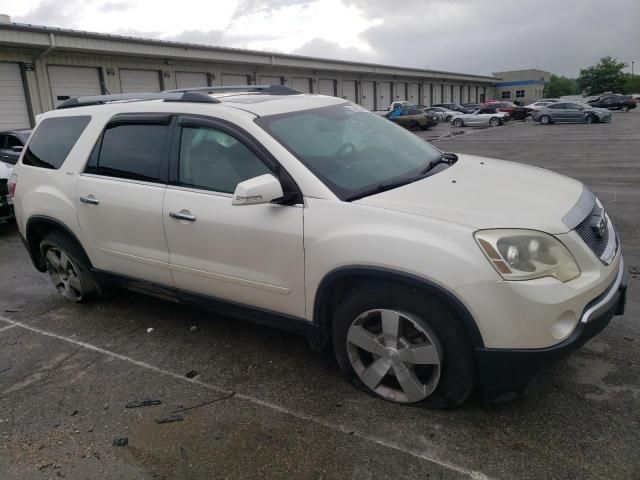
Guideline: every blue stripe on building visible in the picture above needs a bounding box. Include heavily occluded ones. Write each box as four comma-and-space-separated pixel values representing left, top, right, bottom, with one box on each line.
494, 79, 545, 87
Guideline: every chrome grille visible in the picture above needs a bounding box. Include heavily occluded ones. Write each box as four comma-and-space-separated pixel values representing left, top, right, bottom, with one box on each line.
574, 209, 609, 257
573, 204, 617, 264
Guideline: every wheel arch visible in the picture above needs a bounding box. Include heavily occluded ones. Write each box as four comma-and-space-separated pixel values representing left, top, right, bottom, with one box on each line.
311, 266, 485, 351
25, 216, 92, 272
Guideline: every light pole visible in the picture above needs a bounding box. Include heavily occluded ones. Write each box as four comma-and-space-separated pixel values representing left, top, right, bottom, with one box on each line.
632, 60, 635, 76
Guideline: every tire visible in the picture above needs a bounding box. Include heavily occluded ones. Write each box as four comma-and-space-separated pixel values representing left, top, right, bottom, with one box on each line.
445, 115, 452, 122
332, 283, 476, 408
539, 115, 551, 125
585, 114, 596, 124
453, 118, 464, 127
489, 117, 500, 127
40, 232, 97, 303
622, 105, 629, 113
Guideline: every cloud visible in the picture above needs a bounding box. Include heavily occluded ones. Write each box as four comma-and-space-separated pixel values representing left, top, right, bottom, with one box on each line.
292, 38, 375, 63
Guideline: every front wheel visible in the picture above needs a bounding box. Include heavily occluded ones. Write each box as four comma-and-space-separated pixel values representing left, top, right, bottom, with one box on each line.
621, 105, 629, 113
539, 115, 551, 125
453, 118, 464, 127
489, 117, 500, 127
585, 114, 596, 124
41, 232, 96, 303
332, 284, 476, 408
445, 115, 452, 122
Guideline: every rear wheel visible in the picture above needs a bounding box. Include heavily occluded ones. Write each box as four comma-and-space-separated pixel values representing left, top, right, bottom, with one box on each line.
489, 117, 500, 127
40, 232, 96, 303
539, 115, 551, 125
453, 118, 464, 127
332, 284, 476, 408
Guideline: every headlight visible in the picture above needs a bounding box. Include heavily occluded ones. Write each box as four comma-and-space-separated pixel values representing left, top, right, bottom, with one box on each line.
475, 229, 580, 282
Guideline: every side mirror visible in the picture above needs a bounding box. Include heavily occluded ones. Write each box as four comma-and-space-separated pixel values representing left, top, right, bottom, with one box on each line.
232, 174, 284, 206
11, 146, 24, 153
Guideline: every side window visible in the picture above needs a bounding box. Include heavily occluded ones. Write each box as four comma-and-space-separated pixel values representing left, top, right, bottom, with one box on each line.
7, 135, 23, 148
178, 126, 270, 194
0, 135, 6, 149
93, 124, 168, 182
23, 116, 91, 169
548, 103, 565, 110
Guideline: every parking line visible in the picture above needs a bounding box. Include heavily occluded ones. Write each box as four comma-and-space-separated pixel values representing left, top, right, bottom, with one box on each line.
0, 324, 17, 334
0, 315, 491, 480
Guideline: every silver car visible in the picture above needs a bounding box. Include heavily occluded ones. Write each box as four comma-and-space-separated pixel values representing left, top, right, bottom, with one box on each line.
450, 108, 507, 127
532, 102, 612, 124
423, 107, 462, 122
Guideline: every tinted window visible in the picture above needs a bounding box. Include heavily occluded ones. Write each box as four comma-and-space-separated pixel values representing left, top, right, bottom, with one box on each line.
566, 103, 582, 110
548, 103, 565, 109
178, 126, 270, 193
95, 124, 168, 182
23, 116, 90, 169
7, 135, 23, 148
0, 135, 6, 148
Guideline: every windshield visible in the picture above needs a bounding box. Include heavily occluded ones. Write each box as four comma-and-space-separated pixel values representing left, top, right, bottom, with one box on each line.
257, 103, 443, 200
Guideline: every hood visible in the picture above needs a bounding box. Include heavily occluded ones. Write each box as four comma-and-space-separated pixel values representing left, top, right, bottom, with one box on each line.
355, 154, 583, 234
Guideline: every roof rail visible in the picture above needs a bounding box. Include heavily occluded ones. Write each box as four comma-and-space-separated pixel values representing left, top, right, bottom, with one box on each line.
164, 84, 301, 95
56, 91, 220, 109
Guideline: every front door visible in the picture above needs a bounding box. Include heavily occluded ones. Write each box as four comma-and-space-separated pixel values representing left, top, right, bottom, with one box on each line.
76, 115, 173, 285
162, 117, 306, 318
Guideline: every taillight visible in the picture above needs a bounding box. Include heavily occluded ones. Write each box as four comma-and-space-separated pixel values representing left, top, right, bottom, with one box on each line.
8, 173, 17, 198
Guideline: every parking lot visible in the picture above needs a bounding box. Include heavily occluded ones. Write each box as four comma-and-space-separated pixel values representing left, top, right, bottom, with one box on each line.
1, 111, 639, 480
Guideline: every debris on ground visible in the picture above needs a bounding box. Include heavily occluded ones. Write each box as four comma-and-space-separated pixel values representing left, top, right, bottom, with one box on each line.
113, 437, 128, 447
70, 410, 78, 416
125, 399, 162, 409
146, 327, 154, 333
155, 414, 184, 424
172, 392, 235, 414
185, 370, 198, 379
4, 309, 18, 313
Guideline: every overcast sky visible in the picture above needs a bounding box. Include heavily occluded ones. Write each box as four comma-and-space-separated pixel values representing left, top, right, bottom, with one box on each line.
2, 0, 639, 77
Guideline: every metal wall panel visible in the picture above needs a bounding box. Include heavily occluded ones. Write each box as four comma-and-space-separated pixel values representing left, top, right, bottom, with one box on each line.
120, 68, 161, 93
361, 81, 375, 110
408, 83, 420, 104
0, 62, 30, 129
291, 77, 311, 93
48, 65, 101, 106
175, 71, 209, 88
260, 75, 283, 85
222, 74, 249, 85
378, 81, 391, 110
342, 80, 357, 102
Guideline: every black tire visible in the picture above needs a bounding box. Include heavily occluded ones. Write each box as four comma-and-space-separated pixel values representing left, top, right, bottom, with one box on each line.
445, 115, 452, 122
40, 232, 97, 303
332, 283, 476, 408
489, 117, 500, 127
585, 114, 597, 124
539, 115, 551, 125
453, 118, 464, 127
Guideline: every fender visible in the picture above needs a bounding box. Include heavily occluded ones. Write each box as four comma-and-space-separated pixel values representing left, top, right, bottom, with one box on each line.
312, 265, 485, 350
25, 215, 91, 272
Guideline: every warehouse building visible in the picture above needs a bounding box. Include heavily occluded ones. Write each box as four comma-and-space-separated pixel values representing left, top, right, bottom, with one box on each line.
492, 69, 551, 106
0, 15, 496, 130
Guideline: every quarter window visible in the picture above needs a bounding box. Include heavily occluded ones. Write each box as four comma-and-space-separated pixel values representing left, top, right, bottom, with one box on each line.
178, 126, 270, 194
90, 123, 169, 182
23, 116, 91, 169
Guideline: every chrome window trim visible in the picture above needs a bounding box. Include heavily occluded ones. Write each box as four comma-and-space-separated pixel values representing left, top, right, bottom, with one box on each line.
80, 173, 166, 188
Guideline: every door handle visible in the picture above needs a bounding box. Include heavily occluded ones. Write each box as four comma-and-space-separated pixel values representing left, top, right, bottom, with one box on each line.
79, 195, 99, 205
169, 211, 196, 222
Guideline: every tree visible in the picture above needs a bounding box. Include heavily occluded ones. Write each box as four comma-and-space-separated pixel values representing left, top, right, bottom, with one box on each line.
622, 74, 640, 94
577, 56, 627, 95
543, 75, 579, 98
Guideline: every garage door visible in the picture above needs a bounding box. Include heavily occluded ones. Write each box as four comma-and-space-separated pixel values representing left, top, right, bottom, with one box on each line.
48, 65, 102, 107
408, 83, 420, 104
260, 75, 282, 85
318, 79, 336, 96
222, 74, 249, 86
291, 77, 311, 93
361, 81, 375, 110
120, 69, 161, 93
0, 63, 30, 129
342, 80, 357, 102
395, 82, 407, 101
175, 72, 209, 89
378, 82, 392, 110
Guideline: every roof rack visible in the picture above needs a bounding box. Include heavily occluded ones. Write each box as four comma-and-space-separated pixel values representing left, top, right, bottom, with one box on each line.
164, 84, 301, 95
56, 91, 220, 110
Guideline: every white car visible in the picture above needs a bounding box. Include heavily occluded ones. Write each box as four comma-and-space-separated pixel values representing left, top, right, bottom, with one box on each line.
11, 86, 627, 406
450, 108, 508, 127
423, 107, 463, 122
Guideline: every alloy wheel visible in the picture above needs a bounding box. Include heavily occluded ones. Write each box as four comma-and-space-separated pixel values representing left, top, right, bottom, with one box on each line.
45, 247, 84, 302
346, 309, 442, 403
489, 117, 499, 126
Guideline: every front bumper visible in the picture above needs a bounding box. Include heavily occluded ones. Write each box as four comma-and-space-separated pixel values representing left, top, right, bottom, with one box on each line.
475, 259, 628, 402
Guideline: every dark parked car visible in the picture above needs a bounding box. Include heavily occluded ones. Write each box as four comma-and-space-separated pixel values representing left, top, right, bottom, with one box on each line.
0, 129, 31, 165
385, 107, 435, 130
433, 103, 475, 114
587, 94, 637, 112
482, 101, 528, 120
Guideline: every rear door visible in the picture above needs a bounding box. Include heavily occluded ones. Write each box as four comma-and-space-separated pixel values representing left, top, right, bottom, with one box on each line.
162, 116, 306, 318
547, 103, 568, 121
565, 103, 584, 121
77, 114, 172, 285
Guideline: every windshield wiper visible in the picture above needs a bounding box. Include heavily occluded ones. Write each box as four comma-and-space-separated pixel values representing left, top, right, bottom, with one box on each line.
346, 152, 458, 202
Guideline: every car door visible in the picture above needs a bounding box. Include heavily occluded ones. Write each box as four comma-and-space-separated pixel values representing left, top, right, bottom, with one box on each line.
162, 116, 306, 318
77, 114, 173, 286
546, 103, 567, 121
564, 103, 584, 122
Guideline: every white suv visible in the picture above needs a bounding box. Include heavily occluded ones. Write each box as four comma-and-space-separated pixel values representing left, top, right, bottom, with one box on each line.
11, 86, 627, 407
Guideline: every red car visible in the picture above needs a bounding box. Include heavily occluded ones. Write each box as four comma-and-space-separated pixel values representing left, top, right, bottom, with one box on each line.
481, 101, 528, 120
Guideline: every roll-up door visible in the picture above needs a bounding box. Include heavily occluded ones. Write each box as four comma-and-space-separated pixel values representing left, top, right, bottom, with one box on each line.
318, 79, 336, 96
0, 62, 30, 129
378, 82, 392, 110
342, 80, 357, 102
222, 74, 250, 86
408, 83, 420, 104
48, 65, 102, 107
120, 69, 161, 93
361, 81, 375, 110
291, 77, 312, 93
175, 72, 209, 88
260, 75, 283, 85
395, 82, 407, 100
